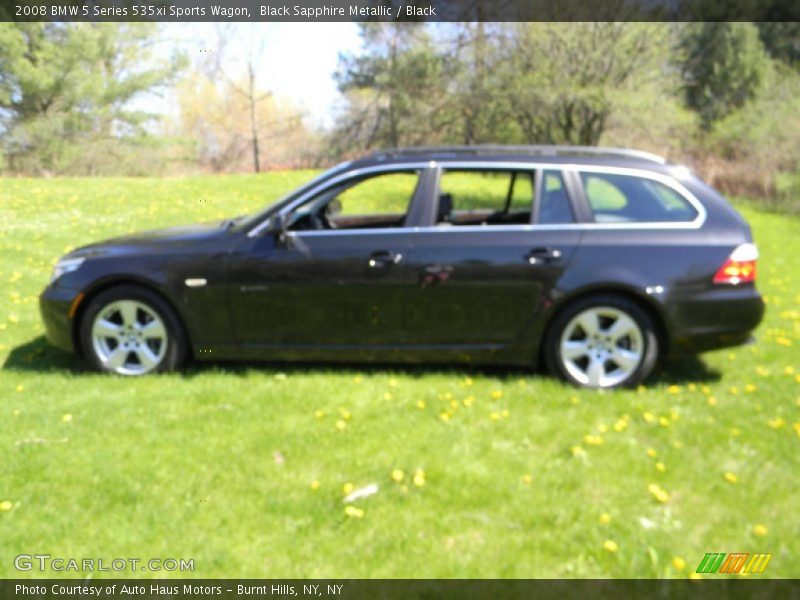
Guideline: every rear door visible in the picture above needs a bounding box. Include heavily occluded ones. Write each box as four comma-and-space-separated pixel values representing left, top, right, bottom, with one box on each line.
403, 166, 582, 346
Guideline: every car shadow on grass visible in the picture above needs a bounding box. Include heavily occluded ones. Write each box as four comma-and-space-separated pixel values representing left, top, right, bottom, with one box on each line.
4, 335, 723, 386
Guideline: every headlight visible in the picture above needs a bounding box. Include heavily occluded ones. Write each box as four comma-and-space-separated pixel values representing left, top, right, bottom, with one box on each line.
51, 257, 85, 282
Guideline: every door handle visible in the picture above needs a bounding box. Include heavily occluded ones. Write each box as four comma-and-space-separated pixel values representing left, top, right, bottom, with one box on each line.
368, 250, 403, 269
525, 247, 562, 265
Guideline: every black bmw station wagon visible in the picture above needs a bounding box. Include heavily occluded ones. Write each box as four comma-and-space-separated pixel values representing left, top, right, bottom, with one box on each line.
40, 146, 764, 388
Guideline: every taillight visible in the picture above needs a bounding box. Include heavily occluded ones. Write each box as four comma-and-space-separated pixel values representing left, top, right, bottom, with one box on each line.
713, 243, 758, 285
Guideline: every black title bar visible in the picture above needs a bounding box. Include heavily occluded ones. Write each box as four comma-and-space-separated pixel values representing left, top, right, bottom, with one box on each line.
3, 0, 799, 22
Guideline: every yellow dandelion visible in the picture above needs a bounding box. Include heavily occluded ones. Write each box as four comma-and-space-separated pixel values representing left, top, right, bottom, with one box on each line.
647, 483, 669, 503
342, 482, 354, 495
708, 396, 718, 406
388, 378, 398, 387
310, 480, 320, 491
793, 422, 800, 436
598, 423, 608, 433
599, 512, 611, 524
688, 383, 697, 392
656, 462, 666, 472
688, 572, 703, 580
439, 411, 450, 422
413, 470, 426, 487
795, 374, 800, 383
571, 396, 580, 404
490, 390, 503, 400
745, 384, 757, 393
314, 410, 325, 419
490, 411, 501, 421
646, 447, 658, 458
724, 472, 738, 484
670, 409, 680, 421
8, 315, 18, 323
464, 377, 474, 386
672, 557, 686, 571
61, 414, 73, 423
584, 434, 604, 446
637, 385, 647, 393
450, 399, 458, 410
383, 392, 393, 401
667, 385, 681, 394
12, 409, 20, 417
0, 500, 12, 511
659, 416, 671, 427
344, 505, 365, 518
784, 366, 795, 375
730, 386, 739, 395
602, 540, 618, 553
730, 427, 741, 436
335, 420, 347, 431
521, 474, 533, 485
643, 412, 655, 422
463, 395, 474, 407
339, 408, 352, 420
613, 419, 627, 432
416, 400, 426, 410
501, 409, 510, 419
756, 366, 770, 377
353, 375, 363, 384
15, 384, 24, 393
753, 524, 768, 537
767, 417, 785, 429
391, 469, 404, 482
701, 385, 711, 395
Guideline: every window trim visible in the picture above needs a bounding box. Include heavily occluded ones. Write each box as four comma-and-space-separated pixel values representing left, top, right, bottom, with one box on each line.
248, 160, 707, 238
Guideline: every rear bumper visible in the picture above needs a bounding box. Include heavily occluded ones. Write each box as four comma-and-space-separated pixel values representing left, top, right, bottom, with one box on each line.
668, 286, 765, 355
39, 284, 80, 354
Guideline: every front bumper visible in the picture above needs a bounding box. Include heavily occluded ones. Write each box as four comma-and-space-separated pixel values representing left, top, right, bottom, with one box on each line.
39, 284, 81, 353
669, 285, 765, 355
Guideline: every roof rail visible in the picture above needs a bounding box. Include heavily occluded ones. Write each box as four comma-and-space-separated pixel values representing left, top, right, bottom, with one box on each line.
368, 145, 668, 165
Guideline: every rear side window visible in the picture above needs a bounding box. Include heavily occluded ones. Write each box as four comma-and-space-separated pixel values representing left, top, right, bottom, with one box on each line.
537, 170, 575, 224
580, 172, 698, 223
437, 170, 534, 226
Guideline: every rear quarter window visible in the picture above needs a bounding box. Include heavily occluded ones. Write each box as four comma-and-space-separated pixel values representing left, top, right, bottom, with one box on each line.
580, 172, 698, 223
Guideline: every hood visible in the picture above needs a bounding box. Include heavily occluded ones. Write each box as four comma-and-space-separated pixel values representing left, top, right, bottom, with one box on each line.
67, 221, 236, 259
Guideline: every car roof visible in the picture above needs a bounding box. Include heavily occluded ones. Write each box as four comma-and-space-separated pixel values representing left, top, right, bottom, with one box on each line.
349, 145, 676, 173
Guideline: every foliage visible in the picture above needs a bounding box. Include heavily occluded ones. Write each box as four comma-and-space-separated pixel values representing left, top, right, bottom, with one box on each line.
1, 172, 799, 577
677, 23, 768, 130
0, 23, 186, 175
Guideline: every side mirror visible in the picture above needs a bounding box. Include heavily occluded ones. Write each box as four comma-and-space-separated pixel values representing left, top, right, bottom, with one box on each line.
272, 213, 290, 245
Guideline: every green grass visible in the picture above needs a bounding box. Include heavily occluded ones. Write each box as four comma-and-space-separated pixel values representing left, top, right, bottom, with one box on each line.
1, 172, 799, 579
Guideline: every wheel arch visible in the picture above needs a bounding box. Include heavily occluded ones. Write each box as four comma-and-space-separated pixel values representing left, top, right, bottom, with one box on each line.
538, 285, 670, 367
71, 277, 192, 359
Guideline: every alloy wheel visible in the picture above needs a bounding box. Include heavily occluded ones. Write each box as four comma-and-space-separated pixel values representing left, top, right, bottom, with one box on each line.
559, 306, 644, 388
91, 300, 168, 375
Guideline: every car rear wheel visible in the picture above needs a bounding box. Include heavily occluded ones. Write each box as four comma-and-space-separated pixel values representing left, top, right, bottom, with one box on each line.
80, 285, 187, 375
544, 295, 659, 389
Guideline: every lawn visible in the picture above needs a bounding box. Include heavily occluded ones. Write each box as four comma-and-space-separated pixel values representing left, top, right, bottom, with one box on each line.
0, 173, 798, 579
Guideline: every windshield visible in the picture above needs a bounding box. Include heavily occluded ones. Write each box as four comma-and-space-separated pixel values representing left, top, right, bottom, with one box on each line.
235, 162, 353, 231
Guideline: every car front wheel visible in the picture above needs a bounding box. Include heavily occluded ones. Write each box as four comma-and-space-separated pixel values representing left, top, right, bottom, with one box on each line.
544, 295, 659, 389
79, 285, 187, 375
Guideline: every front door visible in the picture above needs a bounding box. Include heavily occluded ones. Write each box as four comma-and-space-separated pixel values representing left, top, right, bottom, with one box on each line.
227, 168, 427, 348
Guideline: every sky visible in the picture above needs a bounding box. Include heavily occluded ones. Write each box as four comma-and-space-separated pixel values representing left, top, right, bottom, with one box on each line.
159, 23, 364, 127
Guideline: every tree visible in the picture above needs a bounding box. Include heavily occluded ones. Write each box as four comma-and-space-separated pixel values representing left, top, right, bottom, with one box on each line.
333, 23, 448, 151
678, 23, 768, 130
0, 23, 185, 174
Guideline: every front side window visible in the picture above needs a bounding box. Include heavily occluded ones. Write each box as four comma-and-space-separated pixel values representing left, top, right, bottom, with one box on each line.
287, 170, 419, 231
436, 170, 534, 226
580, 172, 698, 223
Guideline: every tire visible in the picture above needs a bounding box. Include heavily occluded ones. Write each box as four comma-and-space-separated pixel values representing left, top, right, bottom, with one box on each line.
79, 284, 188, 375
543, 294, 659, 389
